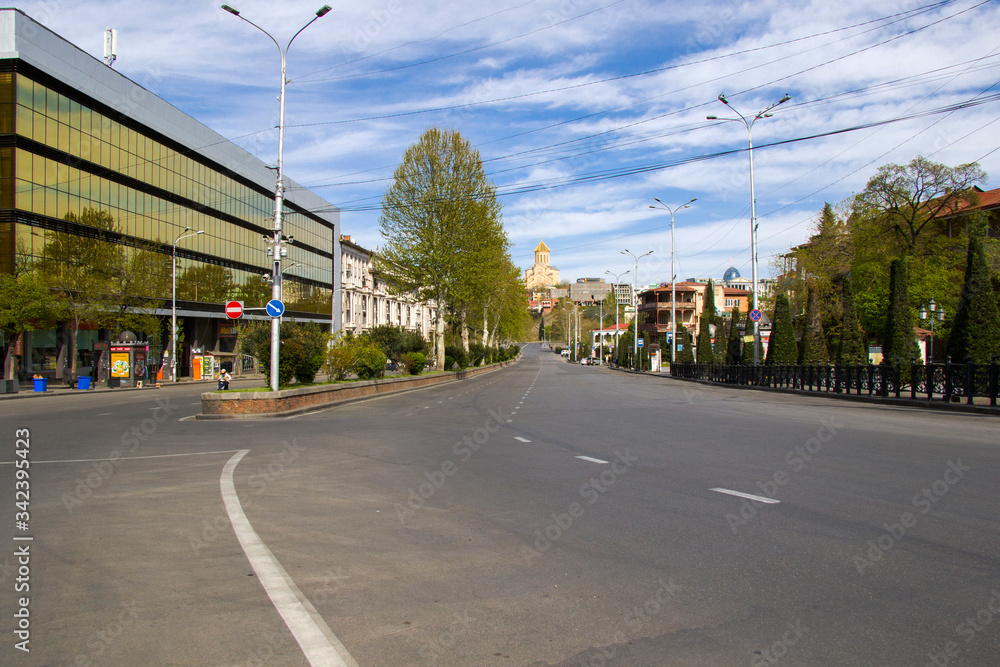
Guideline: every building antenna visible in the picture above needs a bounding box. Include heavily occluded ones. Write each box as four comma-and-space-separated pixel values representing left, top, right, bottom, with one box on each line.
103, 28, 117, 67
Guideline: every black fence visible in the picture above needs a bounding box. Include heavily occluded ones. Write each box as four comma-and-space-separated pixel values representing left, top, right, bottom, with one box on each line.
670, 358, 1000, 407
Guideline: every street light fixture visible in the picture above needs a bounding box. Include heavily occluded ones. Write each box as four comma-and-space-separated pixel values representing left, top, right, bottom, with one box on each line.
919, 299, 946, 361
605, 269, 630, 364
621, 250, 653, 370
649, 197, 697, 366
707, 92, 790, 365
172, 227, 204, 382
222, 3, 332, 391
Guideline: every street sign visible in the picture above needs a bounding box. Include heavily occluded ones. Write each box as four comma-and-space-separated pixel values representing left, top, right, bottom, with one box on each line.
750, 309, 762, 322
637, 338, 644, 348
224, 300, 244, 319
265, 299, 285, 318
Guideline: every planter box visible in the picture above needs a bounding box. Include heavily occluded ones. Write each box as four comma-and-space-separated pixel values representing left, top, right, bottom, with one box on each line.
198, 359, 518, 419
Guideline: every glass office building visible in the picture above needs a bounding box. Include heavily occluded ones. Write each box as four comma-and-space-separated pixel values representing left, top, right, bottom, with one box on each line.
0, 9, 341, 381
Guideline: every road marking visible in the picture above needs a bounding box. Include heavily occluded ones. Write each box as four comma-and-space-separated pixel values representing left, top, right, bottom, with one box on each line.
709, 488, 781, 504
96, 412, 112, 416
514, 437, 531, 443
0, 449, 244, 465
576, 456, 609, 464
221, 450, 358, 667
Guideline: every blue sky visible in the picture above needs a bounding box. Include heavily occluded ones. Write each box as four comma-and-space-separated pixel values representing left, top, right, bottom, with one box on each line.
16, 0, 1000, 287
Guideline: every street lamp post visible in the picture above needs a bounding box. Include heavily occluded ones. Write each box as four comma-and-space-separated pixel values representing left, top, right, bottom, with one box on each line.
621, 250, 653, 370
649, 197, 697, 366
605, 269, 630, 365
171, 227, 204, 382
708, 92, 790, 365
919, 299, 946, 362
222, 3, 332, 391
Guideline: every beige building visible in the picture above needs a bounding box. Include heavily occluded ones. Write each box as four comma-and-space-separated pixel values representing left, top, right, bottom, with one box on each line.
524, 240, 560, 291
340, 236, 437, 337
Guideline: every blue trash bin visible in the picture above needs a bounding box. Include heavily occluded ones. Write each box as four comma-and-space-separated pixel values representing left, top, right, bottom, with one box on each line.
33, 378, 47, 392
77, 376, 92, 390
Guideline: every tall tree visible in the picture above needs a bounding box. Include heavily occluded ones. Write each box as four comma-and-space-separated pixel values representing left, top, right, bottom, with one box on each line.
726, 307, 742, 364
740, 308, 761, 364
799, 285, 830, 363
765, 293, 797, 365
375, 127, 505, 370
946, 217, 1000, 363
697, 280, 717, 363
882, 258, 920, 367
837, 277, 866, 363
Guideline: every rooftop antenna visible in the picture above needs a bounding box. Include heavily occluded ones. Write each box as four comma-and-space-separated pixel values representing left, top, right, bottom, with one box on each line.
103, 28, 117, 67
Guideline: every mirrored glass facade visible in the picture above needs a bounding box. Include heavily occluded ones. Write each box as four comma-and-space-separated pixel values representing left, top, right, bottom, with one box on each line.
0, 62, 336, 316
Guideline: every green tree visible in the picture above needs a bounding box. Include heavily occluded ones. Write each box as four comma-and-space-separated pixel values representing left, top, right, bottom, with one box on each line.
726, 307, 742, 364
1, 266, 61, 380
882, 258, 920, 367
740, 309, 760, 364
799, 285, 830, 364
837, 277, 866, 363
375, 127, 505, 370
946, 219, 1000, 363
850, 157, 983, 339
38, 208, 121, 379
696, 279, 717, 363
676, 327, 695, 363
765, 293, 797, 365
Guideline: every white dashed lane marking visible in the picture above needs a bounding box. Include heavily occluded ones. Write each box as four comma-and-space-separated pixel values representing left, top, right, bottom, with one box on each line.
709, 488, 781, 504
576, 456, 609, 464
514, 437, 531, 443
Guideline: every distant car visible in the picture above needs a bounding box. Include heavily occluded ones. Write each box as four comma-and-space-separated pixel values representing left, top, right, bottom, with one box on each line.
561, 350, 570, 358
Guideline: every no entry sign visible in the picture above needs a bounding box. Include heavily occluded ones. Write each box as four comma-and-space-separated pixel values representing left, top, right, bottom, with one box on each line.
225, 300, 244, 319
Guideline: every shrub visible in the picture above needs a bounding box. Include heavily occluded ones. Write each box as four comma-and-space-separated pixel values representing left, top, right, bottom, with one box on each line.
468, 342, 486, 366
401, 351, 426, 375
444, 355, 456, 370
445, 345, 469, 369
554, 346, 563, 354
324, 338, 358, 381
355, 343, 386, 380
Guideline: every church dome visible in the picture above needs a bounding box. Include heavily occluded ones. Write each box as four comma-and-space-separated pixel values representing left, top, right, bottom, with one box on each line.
723, 266, 741, 282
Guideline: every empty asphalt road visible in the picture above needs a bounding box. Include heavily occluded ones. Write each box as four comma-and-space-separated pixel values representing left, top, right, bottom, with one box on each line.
2, 343, 998, 666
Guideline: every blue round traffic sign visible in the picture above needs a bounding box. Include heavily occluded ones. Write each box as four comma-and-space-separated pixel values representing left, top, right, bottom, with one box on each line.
750, 309, 762, 322
266, 299, 285, 317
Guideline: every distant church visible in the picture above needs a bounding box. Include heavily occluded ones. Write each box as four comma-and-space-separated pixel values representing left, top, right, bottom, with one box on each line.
524, 240, 560, 291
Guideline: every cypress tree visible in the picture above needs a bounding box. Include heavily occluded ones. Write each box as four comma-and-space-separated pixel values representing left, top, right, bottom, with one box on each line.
697, 280, 717, 363
741, 309, 761, 364
800, 285, 830, 363
882, 258, 920, 367
946, 221, 1000, 363
837, 277, 865, 363
765, 292, 797, 364
676, 327, 695, 363
726, 307, 742, 364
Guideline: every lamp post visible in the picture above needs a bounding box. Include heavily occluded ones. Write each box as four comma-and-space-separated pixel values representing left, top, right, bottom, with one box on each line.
649, 197, 697, 366
605, 269, 629, 365
919, 299, 946, 362
222, 3, 332, 391
621, 250, 653, 370
172, 227, 204, 382
708, 92, 790, 365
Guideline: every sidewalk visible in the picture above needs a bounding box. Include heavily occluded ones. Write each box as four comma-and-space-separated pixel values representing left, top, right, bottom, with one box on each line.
0, 373, 266, 400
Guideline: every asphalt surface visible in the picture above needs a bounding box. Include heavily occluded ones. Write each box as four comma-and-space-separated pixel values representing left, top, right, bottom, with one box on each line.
1, 343, 999, 666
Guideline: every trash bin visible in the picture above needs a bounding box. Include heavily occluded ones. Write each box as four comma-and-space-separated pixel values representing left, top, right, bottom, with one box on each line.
32, 378, 48, 392
77, 376, 92, 390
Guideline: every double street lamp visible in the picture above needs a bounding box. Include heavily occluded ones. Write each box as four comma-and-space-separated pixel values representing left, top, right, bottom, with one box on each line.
172, 227, 204, 382
919, 299, 946, 361
621, 250, 653, 370
649, 197, 697, 366
222, 3, 332, 391
708, 92, 790, 365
